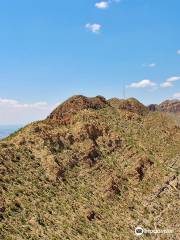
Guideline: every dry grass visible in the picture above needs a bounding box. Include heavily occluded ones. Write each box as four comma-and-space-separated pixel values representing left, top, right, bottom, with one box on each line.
0, 100, 180, 239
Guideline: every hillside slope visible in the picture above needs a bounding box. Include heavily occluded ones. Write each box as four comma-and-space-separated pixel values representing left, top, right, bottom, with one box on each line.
0, 96, 180, 240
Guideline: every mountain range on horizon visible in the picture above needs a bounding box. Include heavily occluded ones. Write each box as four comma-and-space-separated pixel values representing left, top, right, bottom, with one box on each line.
1, 97, 180, 135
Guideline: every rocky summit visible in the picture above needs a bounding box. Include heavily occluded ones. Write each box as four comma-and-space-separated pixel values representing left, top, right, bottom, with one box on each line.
47, 95, 108, 124
0, 95, 180, 240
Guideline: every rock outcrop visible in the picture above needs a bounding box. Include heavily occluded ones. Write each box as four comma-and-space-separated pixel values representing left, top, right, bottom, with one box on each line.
159, 100, 180, 113
148, 100, 180, 113
108, 97, 148, 115
47, 95, 108, 124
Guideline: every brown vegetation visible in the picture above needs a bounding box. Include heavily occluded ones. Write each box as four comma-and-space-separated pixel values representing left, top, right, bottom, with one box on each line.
0, 95, 179, 239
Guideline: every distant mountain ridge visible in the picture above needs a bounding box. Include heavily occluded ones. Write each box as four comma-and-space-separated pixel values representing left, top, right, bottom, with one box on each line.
148, 99, 180, 113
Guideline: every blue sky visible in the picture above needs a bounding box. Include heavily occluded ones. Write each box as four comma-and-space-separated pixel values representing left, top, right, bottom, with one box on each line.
0, 0, 180, 124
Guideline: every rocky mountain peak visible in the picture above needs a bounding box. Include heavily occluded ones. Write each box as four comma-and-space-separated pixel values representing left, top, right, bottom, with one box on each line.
47, 95, 108, 124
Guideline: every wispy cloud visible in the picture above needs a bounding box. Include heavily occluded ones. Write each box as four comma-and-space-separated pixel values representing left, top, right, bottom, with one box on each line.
0, 98, 52, 125
0, 98, 48, 109
160, 76, 180, 88
160, 82, 173, 88
166, 76, 180, 82
143, 63, 156, 68
95, 0, 120, 9
177, 50, 180, 55
127, 79, 157, 88
173, 92, 180, 99
85, 23, 102, 34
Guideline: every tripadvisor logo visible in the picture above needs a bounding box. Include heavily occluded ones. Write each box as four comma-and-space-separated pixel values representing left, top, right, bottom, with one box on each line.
135, 227, 144, 236
135, 226, 174, 236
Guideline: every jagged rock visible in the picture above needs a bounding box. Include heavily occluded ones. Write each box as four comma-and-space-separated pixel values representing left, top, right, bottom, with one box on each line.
147, 104, 159, 112
47, 95, 108, 124
87, 210, 96, 221
108, 97, 148, 115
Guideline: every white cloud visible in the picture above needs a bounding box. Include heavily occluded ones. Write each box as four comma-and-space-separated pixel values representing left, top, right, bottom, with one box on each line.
173, 92, 180, 99
143, 63, 156, 68
160, 76, 180, 88
95, 0, 120, 9
148, 63, 156, 68
166, 76, 180, 82
160, 81, 173, 88
95, 1, 109, 9
0, 98, 53, 125
0, 99, 18, 105
177, 50, 180, 55
85, 23, 101, 33
127, 79, 157, 88
0, 98, 48, 109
